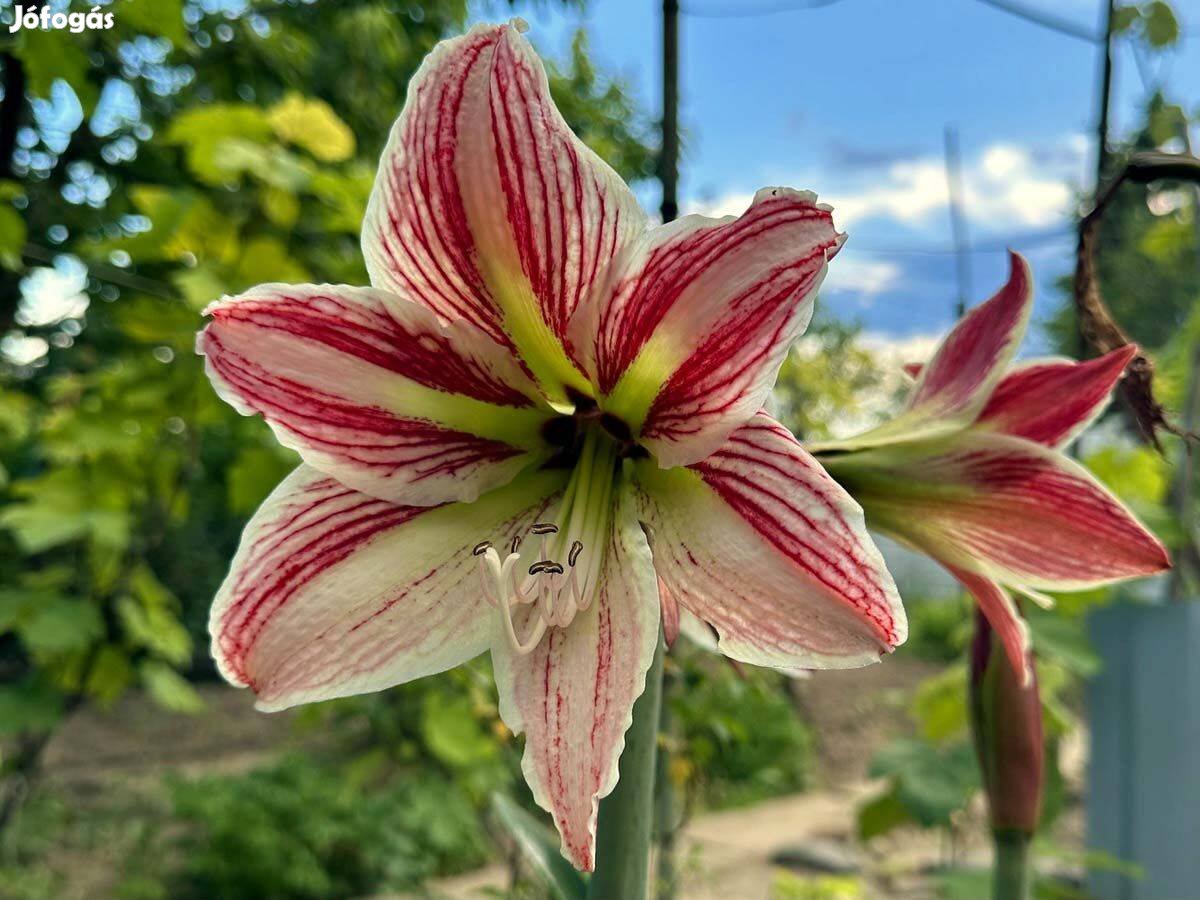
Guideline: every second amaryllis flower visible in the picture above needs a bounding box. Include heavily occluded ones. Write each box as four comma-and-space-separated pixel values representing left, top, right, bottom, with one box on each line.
196, 21, 906, 871
813, 252, 1170, 685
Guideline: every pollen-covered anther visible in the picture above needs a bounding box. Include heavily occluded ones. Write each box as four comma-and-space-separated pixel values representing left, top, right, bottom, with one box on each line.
473, 529, 590, 655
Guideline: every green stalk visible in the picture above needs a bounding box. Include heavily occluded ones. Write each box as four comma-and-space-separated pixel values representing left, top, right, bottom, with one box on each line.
587, 629, 665, 900
653, 664, 680, 900
992, 831, 1033, 900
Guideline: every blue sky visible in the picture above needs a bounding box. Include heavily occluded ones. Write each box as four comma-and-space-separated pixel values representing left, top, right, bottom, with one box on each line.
474, 0, 1199, 353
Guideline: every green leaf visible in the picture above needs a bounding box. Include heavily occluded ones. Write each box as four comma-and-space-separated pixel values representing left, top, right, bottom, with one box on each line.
0, 589, 29, 632
1142, 1, 1179, 47
117, 565, 193, 665
870, 739, 979, 829
17, 31, 98, 111
0, 388, 34, 442
0, 205, 27, 270
0, 678, 64, 736
227, 444, 294, 514
0, 469, 131, 553
421, 693, 498, 769
119, 0, 188, 46
260, 186, 301, 228
140, 659, 204, 713
172, 266, 228, 312
268, 93, 356, 162
1111, 5, 1140, 33
230, 236, 311, 290
492, 793, 587, 900
85, 645, 136, 705
856, 785, 911, 841
166, 105, 274, 184
213, 139, 314, 191
909, 665, 968, 743
19, 597, 104, 655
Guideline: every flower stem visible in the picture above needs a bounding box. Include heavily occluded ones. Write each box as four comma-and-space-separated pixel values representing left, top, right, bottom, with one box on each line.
653, 663, 681, 900
587, 629, 665, 900
992, 830, 1033, 900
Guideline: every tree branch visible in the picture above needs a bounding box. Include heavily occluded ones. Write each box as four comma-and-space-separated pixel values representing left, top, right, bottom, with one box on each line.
0, 52, 25, 180
1074, 151, 1200, 450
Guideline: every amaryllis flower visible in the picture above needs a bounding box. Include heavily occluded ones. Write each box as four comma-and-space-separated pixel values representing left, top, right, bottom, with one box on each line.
197, 21, 905, 870
813, 252, 1170, 686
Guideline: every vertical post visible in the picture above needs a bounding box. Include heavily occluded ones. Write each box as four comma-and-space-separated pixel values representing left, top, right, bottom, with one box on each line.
660, 0, 679, 224
943, 125, 972, 318
652, 6, 681, 895
1076, 0, 1117, 362
1095, 0, 1116, 188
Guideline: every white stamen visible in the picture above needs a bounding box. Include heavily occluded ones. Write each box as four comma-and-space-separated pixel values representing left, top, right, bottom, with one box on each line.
473, 430, 618, 654
476, 535, 596, 655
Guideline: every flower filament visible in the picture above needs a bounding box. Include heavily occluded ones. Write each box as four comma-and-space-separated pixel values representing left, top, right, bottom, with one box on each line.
474, 429, 618, 655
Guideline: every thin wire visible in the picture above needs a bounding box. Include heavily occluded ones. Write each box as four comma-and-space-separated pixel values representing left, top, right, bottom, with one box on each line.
849, 226, 1074, 257
681, 0, 849, 19
971, 0, 1101, 42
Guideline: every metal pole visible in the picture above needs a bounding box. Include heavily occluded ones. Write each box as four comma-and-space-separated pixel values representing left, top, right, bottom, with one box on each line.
1095, 0, 1116, 188
652, 6, 681, 896
660, 0, 679, 224
943, 125, 972, 317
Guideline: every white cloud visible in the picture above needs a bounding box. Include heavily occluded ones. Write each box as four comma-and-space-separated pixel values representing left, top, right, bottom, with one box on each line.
685, 135, 1087, 235
823, 255, 902, 299
856, 330, 943, 369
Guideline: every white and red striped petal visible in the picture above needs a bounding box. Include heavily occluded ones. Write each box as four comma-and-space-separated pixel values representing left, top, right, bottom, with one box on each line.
361, 22, 645, 400
976, 345, 1137, 448
831, 432, 1170, 591
199, 283, 551, 506
947, 564, 1031, 687
635, 412, 905, 669
818, 252, 1033, 452
210, 465, 565, 712
905, 251, 1032, 423
572, 188, 843, 468
492, 486, 660, 872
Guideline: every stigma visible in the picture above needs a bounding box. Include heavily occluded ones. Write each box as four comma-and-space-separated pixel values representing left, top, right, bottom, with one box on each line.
473, 522, 593, 655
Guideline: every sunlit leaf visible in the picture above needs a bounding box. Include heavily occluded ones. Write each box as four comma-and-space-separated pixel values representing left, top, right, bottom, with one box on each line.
141, 659, 205, 713
268, 92, 356, 162
119, 0, 188, 46
1143, 0, 1180, 47
117, 564, 193, 666
421, 693, 498, 769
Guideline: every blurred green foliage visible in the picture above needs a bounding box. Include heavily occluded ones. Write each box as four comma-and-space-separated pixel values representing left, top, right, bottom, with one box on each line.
670, 646, 814, 810
0, 0, 655, 874
124, 755, 489, 900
